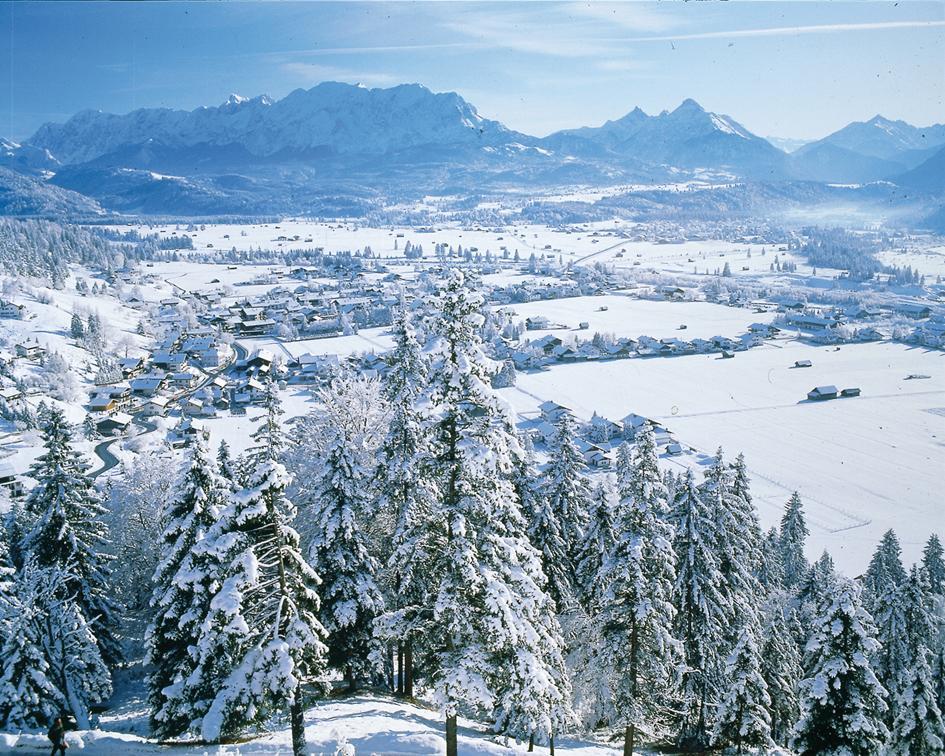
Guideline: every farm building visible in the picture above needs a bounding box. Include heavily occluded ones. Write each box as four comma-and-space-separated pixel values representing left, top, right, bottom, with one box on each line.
841, 387, 862, 397
807, 385, 839, 401
794, 360, 813, 368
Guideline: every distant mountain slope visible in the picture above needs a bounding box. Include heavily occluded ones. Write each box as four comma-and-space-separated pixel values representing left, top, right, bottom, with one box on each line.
894, 145, 945, 194
27, 83, 527, 165
788, 142, 905, 184
0, 137, 60, 174
542, 99, 788, 178
799, 115, 945, 161
0, 166, 105, 218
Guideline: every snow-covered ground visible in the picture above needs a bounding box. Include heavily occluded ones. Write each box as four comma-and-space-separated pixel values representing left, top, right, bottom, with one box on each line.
502, 296, 772, 341
0, 695, 628, 755
499, 339, 945, 575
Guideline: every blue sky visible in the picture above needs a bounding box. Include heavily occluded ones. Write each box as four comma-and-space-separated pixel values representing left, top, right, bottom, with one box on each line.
1, 1, 943, 142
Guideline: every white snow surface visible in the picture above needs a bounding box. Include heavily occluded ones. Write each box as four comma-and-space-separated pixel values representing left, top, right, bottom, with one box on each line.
0, 695, 631, 754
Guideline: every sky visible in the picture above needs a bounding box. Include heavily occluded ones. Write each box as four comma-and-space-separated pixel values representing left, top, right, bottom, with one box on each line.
1, 1, 943, 143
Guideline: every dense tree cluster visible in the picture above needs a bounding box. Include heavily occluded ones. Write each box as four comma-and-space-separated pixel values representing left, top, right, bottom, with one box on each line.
1, 271, 943, 756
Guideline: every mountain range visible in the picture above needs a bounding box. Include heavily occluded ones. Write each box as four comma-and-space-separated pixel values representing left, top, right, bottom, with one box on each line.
2, 82, 944, 219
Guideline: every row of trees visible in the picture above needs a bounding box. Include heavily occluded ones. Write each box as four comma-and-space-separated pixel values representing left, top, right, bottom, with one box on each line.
2, 270, 944, 756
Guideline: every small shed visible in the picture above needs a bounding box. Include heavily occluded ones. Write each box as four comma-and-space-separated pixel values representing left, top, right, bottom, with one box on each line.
794, 360, 813, 368
841, 387, 861, 397
807, 385, 838, 401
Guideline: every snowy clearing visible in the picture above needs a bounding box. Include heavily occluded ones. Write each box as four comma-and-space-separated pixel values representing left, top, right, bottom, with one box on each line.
500, 339, 945, 575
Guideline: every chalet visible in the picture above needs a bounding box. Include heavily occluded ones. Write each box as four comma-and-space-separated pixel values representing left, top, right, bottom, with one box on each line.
168, 418, 210, 448
152, 351, 188, 371
170, 371, 198, 388
807, 385, 838, 401
143, 396, 171, 417
15, 343, 45, 360
622, 413, 655, 438
88, 395, 119, 413
574, 438, 611, 468
587, 413, 622, 443
787, 314, 837, 331
552, 344, 578, 361
657, 286, 686, 300
794, 360, 813, 368
97, 412, 133, 435
247, 349, 274, 370
898, 303, 932, 319
841, 387, 862, 398
0, 300, 25, 319
240, 319, 276, 336
0, 462, 24, 498
665, 442, 684, 456
748, 323, 780, 337
855, 327, 883, 342
531, 335, 563, 354
538, 400, 572, 424
525, 316, 552, 331
119, 357, 145, 377
0, 386, 23, 402
130, 376, 166, 396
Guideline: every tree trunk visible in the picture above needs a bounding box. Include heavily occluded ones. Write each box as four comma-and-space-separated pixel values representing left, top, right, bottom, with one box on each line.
290, 685, 306, 756
528, 732, 534, 752
404, 639, 414, 698
446, 714, 458, 756
396, 641, 404, 695
346, 663, 356, 693
623, 724, 635, 756
549, 733, 555, 756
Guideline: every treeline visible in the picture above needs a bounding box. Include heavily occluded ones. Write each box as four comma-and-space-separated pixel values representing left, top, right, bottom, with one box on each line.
797, 227, 885, 280
1, 271, 943, 756
0, 218, 115, 286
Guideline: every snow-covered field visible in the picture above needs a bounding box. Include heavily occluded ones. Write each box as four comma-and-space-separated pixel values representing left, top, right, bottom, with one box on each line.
0, 695, 628, 755
500, 339, 945, 575
503, 296, 772, 341
239, 327, 395, 361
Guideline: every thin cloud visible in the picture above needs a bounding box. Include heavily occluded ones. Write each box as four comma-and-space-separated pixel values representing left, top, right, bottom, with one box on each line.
613, 20, 945, 43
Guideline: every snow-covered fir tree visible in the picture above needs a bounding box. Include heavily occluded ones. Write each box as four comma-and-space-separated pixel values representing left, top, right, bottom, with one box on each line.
194, 453, 329, 753
535, 411, 591, 610
146, 435, 229, 738
887, 565, 945, 755
574, 478, 616, 606
793, 577, 888, 756
21, 407, 120, 667
374, 305, 437, 698
796, 551, 839, 638
306, 373, 386, 690
759, 598, 802, 747
758, 526, 786, 591
698, 448, 762, 640
862, 528, 907, 616
711, 623, 773, 754
599, 426, 679, 755
923, 534, 945, 596
670, 468, 729, 751
422, 271, 571, 754
779, 492, 809, 590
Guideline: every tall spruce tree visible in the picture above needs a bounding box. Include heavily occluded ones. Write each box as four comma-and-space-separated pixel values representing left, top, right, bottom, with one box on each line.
536, 411, 591, 610
712, 624, 773, 754
793, 577, 888, 756
374, 304, 436, 697
862, 529, 907, 615
423, 271, 571, 755
574, 479, 616, 607
887, 565, 945, 755
779, 491, 809, 590
21, 408, 120, 667
146, 435, 229, 738
670, 468, 729, 751
923, 534, 945, 595
306, 389, 385, 690
599, 426, 679, 756
759, 599, 802, 746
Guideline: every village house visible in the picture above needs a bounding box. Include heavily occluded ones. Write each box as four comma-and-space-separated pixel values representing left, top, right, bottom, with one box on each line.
0, 462, 24, 498
15, 343, 46, 361
130, 375, 167, 396
538, 400, 572, 425
97, 411, 133, 436
0, 300, 25, 319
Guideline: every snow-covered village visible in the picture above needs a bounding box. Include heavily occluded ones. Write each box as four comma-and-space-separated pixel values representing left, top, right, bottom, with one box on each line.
1, 2, 945, 755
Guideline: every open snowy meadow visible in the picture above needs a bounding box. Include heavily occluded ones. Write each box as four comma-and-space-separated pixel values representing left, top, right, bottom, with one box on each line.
499, 339, 945, 575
